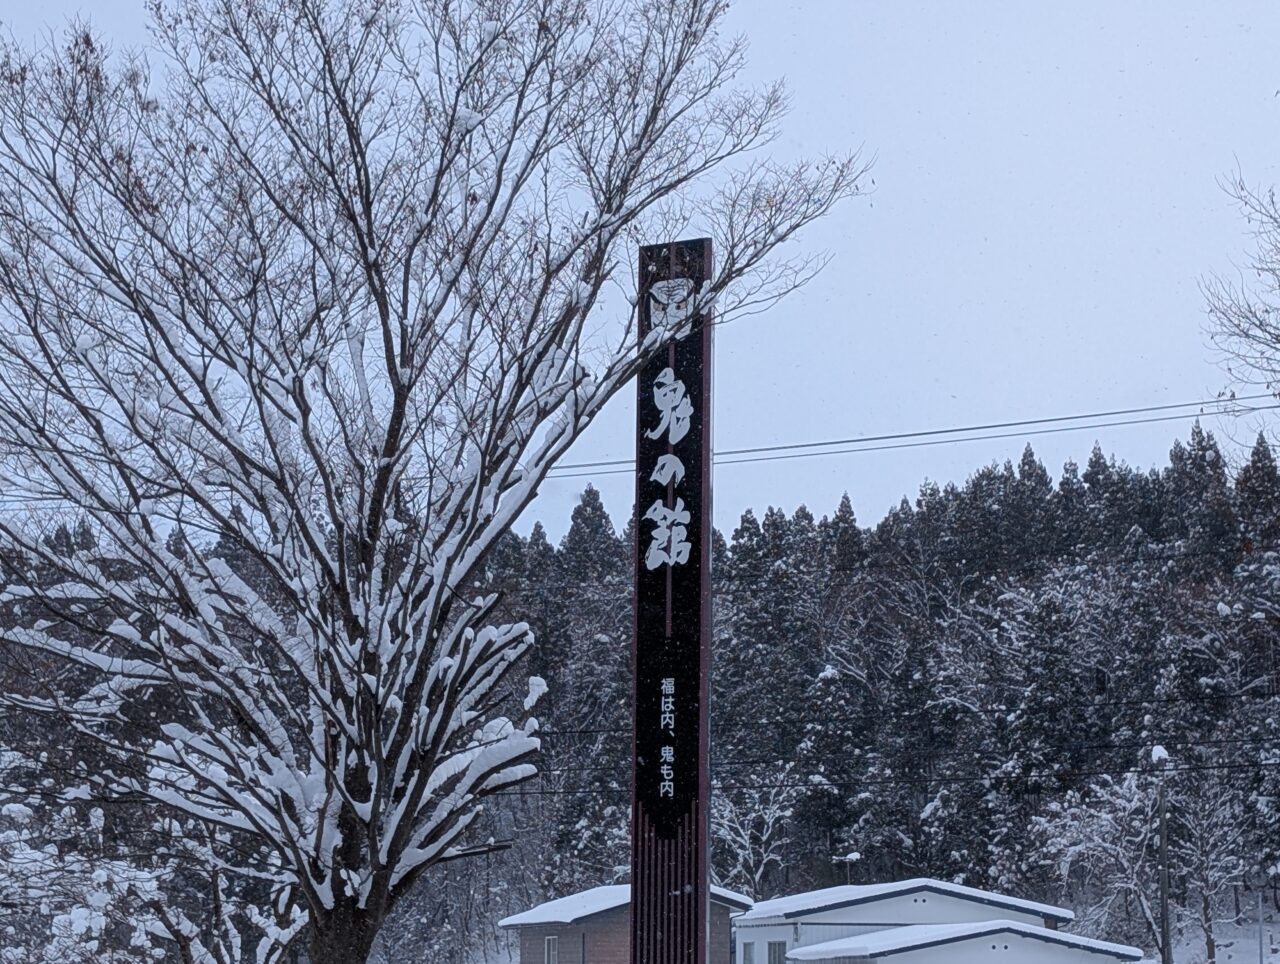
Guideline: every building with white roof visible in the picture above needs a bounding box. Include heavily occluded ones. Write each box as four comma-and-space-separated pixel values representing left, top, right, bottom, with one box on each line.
498, 883, 752, 964
733, 878, 1077, 964
784, 919, 1143, 963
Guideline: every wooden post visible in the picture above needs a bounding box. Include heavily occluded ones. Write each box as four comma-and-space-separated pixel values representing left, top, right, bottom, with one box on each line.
631, 239, 713, 964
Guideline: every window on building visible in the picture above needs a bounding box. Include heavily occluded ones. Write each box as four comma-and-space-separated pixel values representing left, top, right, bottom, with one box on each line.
767, 941, 787, 964
741, 941, 755, 964
543, 935, 558, 964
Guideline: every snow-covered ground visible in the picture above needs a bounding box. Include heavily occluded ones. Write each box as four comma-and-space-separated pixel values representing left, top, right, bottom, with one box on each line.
1137, 916, 1280, 963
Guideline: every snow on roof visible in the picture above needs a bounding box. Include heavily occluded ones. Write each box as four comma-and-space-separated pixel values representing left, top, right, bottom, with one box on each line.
737, 878, 1073, 924
785, 920, 1143, 961
498, 883, 752, 928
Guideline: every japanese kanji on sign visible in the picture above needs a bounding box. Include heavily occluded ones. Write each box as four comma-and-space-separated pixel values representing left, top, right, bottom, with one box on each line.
631, 239, 713, 964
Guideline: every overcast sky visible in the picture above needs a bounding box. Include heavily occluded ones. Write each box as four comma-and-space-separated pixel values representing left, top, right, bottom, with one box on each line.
7, 1, 1279, 540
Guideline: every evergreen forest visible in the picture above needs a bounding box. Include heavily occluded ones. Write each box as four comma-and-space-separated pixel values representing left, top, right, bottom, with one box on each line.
428, 424, 1280, 962
5, 425, 1279, 963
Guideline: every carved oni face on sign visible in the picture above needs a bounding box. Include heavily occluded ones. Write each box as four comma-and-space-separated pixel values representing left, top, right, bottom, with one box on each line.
648, 277, 696, 331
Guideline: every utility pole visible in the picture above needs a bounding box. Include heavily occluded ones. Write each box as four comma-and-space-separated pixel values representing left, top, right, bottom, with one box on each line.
1159, 780, 1172, 964
1258, 884, 1265, 964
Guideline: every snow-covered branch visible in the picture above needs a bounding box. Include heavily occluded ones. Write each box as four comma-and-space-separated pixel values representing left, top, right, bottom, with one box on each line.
0, 0, 862, 959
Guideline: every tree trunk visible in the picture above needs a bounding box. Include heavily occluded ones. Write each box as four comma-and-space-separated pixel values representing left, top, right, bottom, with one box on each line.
1203, 890, 1217, 964
308, 906, 382, 964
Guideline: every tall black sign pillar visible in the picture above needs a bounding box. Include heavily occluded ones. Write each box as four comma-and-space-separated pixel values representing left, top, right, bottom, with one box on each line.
631, 239, 713, 964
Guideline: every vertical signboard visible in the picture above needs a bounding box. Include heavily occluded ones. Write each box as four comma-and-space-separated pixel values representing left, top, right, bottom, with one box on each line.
631, 239, 713, 964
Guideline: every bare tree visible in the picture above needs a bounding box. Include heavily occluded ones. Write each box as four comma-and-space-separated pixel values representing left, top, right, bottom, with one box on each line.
1172, 772, 1247, 964
0, 0, 865, 960
1036, 772, 1166, 955
1206, 172, 1280, 393
712, 762, 800, 901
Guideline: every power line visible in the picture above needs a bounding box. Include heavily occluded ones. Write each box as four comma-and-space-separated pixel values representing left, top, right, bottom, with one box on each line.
536, 733, 1280, 775
716, 405, 1280, 468
716, 758, 1280, 792
718, 394, 1275, 458
549, 405, 1280, 478
555, 731, 1280, 769
547, 392, 1276, 477
497, 758, 1280, 797
553, 393, 1270, 472
536, 689, 1280, 740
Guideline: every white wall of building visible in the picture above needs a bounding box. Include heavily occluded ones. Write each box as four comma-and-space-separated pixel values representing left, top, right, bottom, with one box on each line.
808, 933, 1132, 964
734, 891, 1053, 961
737, 922, 797, 963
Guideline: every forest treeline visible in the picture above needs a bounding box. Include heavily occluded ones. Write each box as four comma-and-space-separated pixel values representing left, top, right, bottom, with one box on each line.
4, 424, 1279, 963
420, 423, 1279, 962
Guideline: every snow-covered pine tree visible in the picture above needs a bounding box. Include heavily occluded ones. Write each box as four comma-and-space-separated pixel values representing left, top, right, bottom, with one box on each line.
1009, 445, 1056, 568
713, 509, 769, 761
791, 495, 870, 887
0, 1, 864, 959
519, 522, 567, 698
1237, 433, 1280, 552
1231, 442, 1280, 893
543, 486, 632, 893
1082, 443, 1143, 549
1052, 458, 1089, 557
951, 460, 1020, 576
1164, 423, 1238, 577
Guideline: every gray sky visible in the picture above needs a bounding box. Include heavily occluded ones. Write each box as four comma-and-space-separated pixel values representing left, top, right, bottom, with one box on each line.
8, 1, 1279, 540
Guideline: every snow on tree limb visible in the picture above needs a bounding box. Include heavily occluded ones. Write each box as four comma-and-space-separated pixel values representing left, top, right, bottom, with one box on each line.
0, 0, 864, 958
